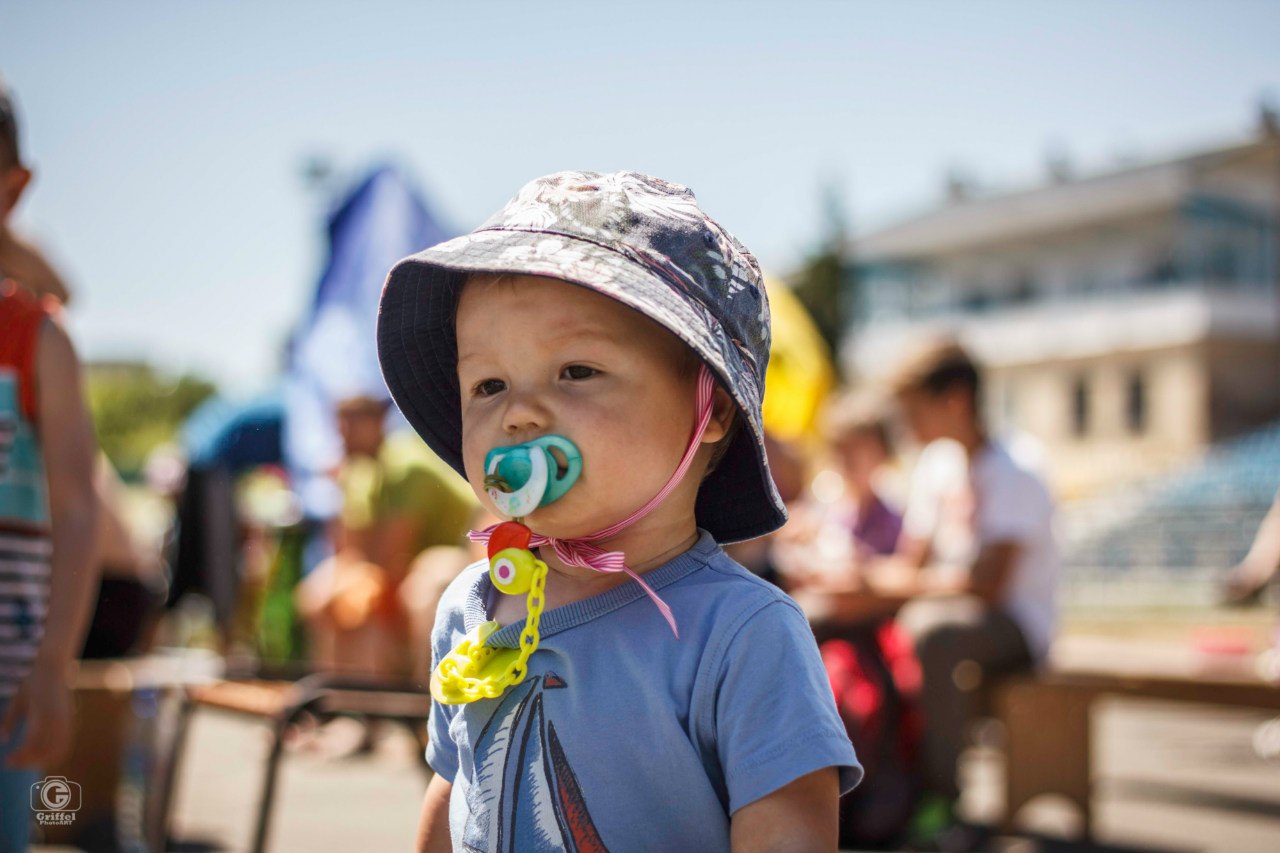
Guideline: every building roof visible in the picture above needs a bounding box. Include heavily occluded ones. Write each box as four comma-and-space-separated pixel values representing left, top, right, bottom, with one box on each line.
854, 137, 1276, 261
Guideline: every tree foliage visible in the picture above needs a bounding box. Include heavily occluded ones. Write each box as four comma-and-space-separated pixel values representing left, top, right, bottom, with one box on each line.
85, 363, 217, 477
789, 178, 850, 373
790, 248, 845, 361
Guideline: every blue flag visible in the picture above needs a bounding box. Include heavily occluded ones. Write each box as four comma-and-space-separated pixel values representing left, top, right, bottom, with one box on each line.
284, 165, 452, 518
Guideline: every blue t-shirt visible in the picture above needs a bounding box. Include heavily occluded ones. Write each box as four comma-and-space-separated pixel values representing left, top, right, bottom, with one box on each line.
427, 529, 862, 853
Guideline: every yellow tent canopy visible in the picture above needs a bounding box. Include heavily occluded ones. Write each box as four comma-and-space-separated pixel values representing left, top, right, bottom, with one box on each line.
761, 276, 837, 443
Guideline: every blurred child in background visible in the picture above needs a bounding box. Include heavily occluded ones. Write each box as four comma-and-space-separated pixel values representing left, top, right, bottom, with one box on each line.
0, 77, 102, 853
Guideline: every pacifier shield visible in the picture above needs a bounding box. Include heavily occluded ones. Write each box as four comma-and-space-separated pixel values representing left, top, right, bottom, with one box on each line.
484, 435, 582, 518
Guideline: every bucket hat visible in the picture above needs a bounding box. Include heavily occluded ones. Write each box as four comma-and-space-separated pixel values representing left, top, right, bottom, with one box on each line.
377, 170, 785, 543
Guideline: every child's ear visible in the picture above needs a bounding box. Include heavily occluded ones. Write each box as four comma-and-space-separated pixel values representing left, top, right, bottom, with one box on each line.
700, 386, 736, 445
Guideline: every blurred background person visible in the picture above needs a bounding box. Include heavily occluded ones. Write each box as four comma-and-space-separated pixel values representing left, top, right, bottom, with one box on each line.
2, 79, 167, 852
293, 394, 479, 756
82, 458, 167, 663
827, 394, 903, 560
0, 78, 68, 305
0, 77, 102, 853
774, 391, 904, 596
772, 393, 923, 849
42, 458, 169, 852
294, 395, 478, 707
852, 339, 1059, 847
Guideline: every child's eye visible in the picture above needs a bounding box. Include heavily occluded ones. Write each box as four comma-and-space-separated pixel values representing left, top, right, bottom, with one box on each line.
472, 378, 507, 397
561, 365, 598, 381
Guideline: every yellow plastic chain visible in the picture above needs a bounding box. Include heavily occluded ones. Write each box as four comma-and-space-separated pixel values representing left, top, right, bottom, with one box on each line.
430, 556, 548, 704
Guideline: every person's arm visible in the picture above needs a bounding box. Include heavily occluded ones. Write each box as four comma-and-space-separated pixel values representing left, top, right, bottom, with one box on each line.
966, 540, 1020, 605
826, 529, 930, 600
0, 316, 101, 767
0, 228, 73, 305
859, 539, 1019, 606
1224, 491, 1280, 603
865, 455, 1036, 604
416, 773, 453, 853
369, 513, 421, 585
786, 529, 929, 627
896, 529, 932, 570
730, 767, 838, 853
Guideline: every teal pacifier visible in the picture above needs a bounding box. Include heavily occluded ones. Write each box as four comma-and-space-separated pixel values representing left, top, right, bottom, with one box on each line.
483, 435, 583, 518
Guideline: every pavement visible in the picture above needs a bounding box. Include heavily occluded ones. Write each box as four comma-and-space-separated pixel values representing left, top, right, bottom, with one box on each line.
140, 696, 1280, 853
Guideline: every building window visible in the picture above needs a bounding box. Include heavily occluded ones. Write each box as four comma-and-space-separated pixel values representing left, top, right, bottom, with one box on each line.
1141, 252, 1177, 287
1127, 371, 1146, 434
959, 289, 991, 313
1011, 273, 1035, 305
1206, 242, 1240, 286
1071, 375, 1090, 437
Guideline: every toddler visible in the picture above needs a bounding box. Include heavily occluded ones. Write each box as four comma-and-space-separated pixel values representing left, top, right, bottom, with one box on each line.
377, 171, 861, 853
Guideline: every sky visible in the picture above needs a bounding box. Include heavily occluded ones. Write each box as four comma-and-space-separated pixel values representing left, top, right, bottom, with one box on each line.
3, 0, 1278, 394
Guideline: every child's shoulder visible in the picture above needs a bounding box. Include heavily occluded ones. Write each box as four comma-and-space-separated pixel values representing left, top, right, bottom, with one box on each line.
672, 542, 807, 640
431, 558, 489, 639
675, 546, 827, 706
697, 546, 792, 600
440, 557, 489, 607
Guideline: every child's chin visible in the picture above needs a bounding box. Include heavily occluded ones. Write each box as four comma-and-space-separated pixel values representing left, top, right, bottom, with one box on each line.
522, 505, 597, 541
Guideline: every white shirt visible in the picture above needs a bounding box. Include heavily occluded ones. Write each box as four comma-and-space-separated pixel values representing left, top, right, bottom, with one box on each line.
902, 438, 1060, 660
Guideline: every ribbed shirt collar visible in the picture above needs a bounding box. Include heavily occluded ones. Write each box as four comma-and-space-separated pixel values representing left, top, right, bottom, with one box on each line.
463, 529, 720, 647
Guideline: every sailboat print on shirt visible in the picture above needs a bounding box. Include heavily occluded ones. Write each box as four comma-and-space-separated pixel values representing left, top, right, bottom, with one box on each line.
462, 671, 610, 853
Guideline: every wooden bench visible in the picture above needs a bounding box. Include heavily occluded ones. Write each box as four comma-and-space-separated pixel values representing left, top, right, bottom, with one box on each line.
64, 654, 433, 853
991, 635, 1280, 839
153, 670, 434, 853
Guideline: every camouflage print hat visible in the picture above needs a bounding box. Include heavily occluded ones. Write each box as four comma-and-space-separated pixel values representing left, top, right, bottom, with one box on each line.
377, 170, 785, 543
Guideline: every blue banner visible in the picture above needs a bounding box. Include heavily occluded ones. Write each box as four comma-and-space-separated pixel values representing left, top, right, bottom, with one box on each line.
284, 165, 452, 517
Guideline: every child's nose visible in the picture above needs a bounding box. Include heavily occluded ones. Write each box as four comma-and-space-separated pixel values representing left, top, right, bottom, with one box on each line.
501, 390, 552, 436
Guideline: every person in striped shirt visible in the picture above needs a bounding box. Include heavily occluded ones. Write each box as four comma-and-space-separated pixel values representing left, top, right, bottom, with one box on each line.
0, 78, 101, 853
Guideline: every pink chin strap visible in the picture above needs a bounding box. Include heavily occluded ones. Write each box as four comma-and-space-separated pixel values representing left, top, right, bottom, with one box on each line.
468, 362, 718, 638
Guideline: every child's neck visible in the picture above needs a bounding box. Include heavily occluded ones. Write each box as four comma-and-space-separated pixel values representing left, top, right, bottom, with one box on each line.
535, 514, 700, 608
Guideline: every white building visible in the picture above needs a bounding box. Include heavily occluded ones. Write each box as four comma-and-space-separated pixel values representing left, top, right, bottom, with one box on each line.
844, 120, 1280, 499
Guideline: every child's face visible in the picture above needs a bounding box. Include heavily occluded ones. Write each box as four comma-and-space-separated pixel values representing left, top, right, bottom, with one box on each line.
455, 274, 709, 539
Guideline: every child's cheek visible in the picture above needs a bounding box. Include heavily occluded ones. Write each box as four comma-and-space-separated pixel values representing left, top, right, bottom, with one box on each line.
459, 426, 486, 499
